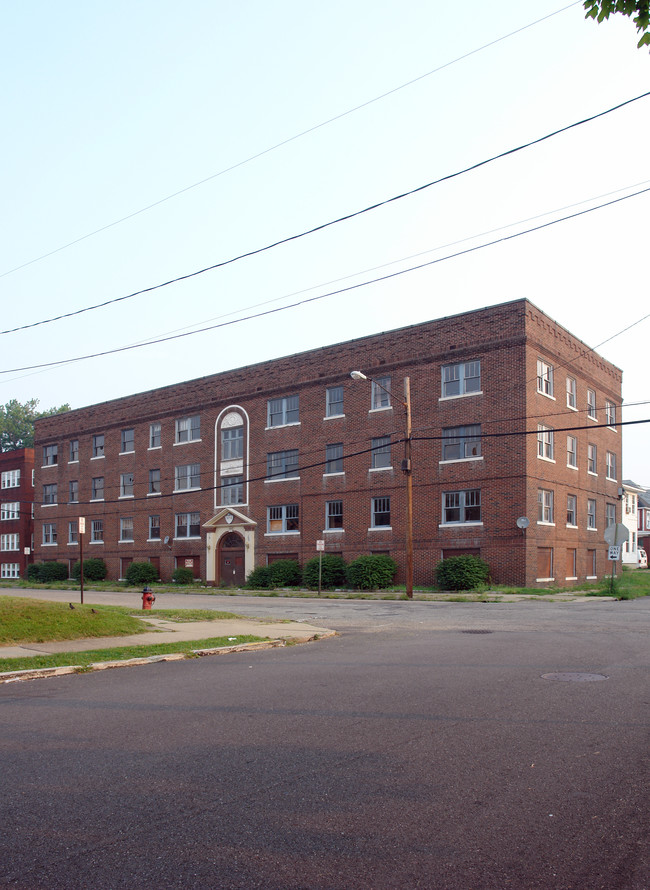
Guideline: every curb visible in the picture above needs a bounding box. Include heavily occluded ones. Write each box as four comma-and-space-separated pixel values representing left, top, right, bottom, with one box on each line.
0, 632, 334, 684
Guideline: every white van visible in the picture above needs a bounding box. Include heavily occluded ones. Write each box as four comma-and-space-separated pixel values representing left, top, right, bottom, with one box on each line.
638, 548, 648, 569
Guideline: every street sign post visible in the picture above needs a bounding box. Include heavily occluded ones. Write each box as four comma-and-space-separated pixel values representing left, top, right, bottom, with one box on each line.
608, 545, 621, 561
316, 540, 325, 596
604, 524, 627, 596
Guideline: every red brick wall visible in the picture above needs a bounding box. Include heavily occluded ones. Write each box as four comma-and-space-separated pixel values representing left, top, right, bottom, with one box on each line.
1, 448, 34, 578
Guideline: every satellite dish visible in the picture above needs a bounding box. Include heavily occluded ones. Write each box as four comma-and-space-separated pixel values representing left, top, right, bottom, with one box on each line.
516, 516, 530, 529
164, 536, 170, 545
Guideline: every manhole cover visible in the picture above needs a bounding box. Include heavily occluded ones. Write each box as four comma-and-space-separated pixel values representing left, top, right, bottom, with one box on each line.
460, 629, 493, 634
541, 672, 608, 682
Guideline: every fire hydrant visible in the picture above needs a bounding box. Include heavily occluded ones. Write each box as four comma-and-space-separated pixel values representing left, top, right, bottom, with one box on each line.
142, 586, 156, 610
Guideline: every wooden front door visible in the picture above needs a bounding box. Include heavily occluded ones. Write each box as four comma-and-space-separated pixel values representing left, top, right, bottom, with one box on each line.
219, 532, 245, 587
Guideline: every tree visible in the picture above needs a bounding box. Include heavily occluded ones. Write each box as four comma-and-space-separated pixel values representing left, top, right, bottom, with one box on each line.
584, 0, 650, 48
0, 399, 71, 451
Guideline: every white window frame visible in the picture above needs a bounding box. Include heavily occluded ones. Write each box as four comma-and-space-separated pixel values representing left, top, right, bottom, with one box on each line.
606, 503, 616, 528
371, 496, 391, 528
1, 563, 20, 578
605, 401, 616, 429
370, 437, 391, 470
587, 444, 597, 475
119, 517, 134, 542
221, 426, 244, 460
587, 499, 597, 529
566, 376, 577, 409
566, 435, 577, 469
566, 494, 577, 527
120, 472, 135, 498
42, 444, 58, 466
371, 377, 392, 411
69, 439, 79, 462
148, 515, 161, 540
220, 475, 244, 506
148, 469, 161, 495
42, 524, 57, 546
325, 386, 344, 418
1, 470, 20, 489
68, 521, 78, 545
92, 434, 105, 458
175, 415, 201, 443
537, 425, 554, 461
441, 361, 481, 399
149, 422, 162, 449
120, 428, 135, 453
91, 476, 104, 501
1, 502, 19, 521
267, 396, 299, 428
606, 451, 617, 481
266, 450, 299, 481
537, 489, 554, 524
325, 500, 343, 530
442, 489, 482, 525
175, 512, 201, 539
536, 359, 554, 398
42, 483, 57, 506
587, 389, 597, 420
90, 519, 104, 543
1, 533, 19, 551
325, 443, 344, 475
266, 504, 300, 534
441, 425, 482, 461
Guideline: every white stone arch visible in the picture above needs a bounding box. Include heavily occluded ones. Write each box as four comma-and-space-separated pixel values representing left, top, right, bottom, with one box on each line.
214, 405, 250, 510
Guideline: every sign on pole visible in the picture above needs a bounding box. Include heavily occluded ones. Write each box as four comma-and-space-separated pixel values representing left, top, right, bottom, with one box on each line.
608, 545, 621, 561
316, 540, 325, 551
604, 523, 628, 547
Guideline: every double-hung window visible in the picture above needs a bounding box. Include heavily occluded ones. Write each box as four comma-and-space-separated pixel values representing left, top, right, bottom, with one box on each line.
567, 495, 577, 526
221, 426, 243, 460
566, 377, 577, 409
1, 470, 20, 489
587, 389, 597, 420
441, 361, 481, 398
42, 524, 57, 545
149, 469, 161, 494
120, 518, 134, 541
68, 522, 78, 544
588, 444, 597, 474
221, 475, 244, 505
537, 359, 554, 397
267, 451, 299, 480
442, 490, 481, 524
537, 425, 554, 460
567, 436, 577, 468
149, 515, 161, 540
42, 444, 58, 466
91, 520, 103, 543
91, 477, 104, 501
1, 563, 20, 578
371, 437, 391, 469
267, 396, 299, 427
587, 499, 597, 529
43, 483, 57, 505
325, 444, 343, 474
1, 533, 19, 550
606, 451, 617, 480
606, 503, 616, 528
175, 512, 201, 538
326, 386, 344, 417
605, 401, 616, 428
92, 435, 104, 458
326, 500, 343, 530
175, 415, 201, 443
120, 473, 135, 498
442, 425, 481, 461
267, 504, 299, 533
69, 439, 79, 462
537, 489, 554, 524
121, 429, 135, 453
371, 497, 391, 528
371, 377, 391, 410
149, 422, 161, 448
1, 503, 19, 521
175, 464, 200, 491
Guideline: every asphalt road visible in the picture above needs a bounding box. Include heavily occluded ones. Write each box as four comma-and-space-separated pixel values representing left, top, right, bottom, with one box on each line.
1, 592, 648, 889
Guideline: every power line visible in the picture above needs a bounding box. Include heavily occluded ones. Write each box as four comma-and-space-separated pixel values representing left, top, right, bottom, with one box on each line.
0, 2, 581, 283
3, 89, 649, 339
3, 182, 650, 375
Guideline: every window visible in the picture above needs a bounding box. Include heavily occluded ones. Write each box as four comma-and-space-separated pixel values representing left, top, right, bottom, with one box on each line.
121, 429, 135, 453
267, 451, 299, 481
69, 480, 78, 503
175, 415, 201, 443
1, 533, 19, 550
325, 443, 344, 474
537, 425, 554, 460
91, 477, 104, 500
587, 389, 597, 419
326, 386, 344, 417
43, 483, 57, 505
1, 502, 19, 521
442, 425, 481, 461
91, 520, 103, 543
175, 464, 200, 490
536, 359, 554, 397
371, 497, 391, 527
605, 400, 616, 428
566, 548, 577, 579
371, 376, 392, 410
148, 469, 161, 494
537, 547, 553, 580
606, 451, 617, 480
221, 475, 244, 505
267, 504, 300, 533
42, 524, 56, 545
567, 495, 577, 526
537, 489, 554, 524
443, 490, 481, 524
120, 518, 134, 542
69, 439, 79, 462
587, 549, 597, 577
441, 361, 481, 398
149, 515, 161, 540
92, 435, 105, 458
588, 444, 597, 474
566, 376, 577, 409
606, 503, 616, 528
149, 422, 161, 448
371, 436, 391, 469
120, 473, 135, 497
587, 499, 597, 529
1, 563, 20, 579
175, 512, 201, 538
42, 444, 58, 466
567, 436, 577, 468
222, 426, 243, 460
1, 470, 20, 489
267, 396, 299, 427
68, 522, 78, 544
326, 500, 343, 530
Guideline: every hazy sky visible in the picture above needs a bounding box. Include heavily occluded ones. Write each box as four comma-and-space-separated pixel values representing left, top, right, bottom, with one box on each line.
2, 1, 649, 482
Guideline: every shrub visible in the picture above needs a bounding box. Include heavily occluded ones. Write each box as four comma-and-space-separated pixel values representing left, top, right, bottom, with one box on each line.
346, 555, 397, 590
25, 562, 69, 582
71, 558, 108, 582
302, 555, 347, 590
268, 559, 302, 588
434, 555, 490, 591
172, 567, 195, 585
26, 563, 42, 582
124, 562, 159, 586
244, 566, 272, 589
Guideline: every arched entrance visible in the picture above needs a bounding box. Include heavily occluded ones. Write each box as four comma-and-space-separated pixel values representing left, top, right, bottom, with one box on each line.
219, 532, 246, 587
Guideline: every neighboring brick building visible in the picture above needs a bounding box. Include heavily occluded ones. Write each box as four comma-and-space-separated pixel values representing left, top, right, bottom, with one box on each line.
1, 448, 35, 579
32, 299, 623, 587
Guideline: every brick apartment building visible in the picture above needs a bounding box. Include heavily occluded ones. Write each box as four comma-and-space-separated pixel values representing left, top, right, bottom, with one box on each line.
32, 299, 622, 588
1, 448, 35, 579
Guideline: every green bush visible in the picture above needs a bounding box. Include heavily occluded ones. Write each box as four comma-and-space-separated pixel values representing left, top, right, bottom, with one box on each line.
124, 562, 159, 586
71, 558, 108, 582
244, 566, 273, 589
268, 559, 302, 588
302, 555, 347, 590
26, 563, 42, 582
172, 567, 195, 585
25, 562, 69, 582
434, 555, 490, 591
346, 555, 397, 590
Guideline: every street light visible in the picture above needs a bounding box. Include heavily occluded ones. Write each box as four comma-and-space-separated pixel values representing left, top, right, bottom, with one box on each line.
350, 370, 414, 599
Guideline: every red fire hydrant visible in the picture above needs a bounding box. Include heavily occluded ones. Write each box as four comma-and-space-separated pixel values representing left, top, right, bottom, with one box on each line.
142, 586, 156, 610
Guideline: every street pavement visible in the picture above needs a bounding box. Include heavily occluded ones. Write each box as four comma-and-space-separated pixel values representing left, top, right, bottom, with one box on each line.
0, 591, 648, 889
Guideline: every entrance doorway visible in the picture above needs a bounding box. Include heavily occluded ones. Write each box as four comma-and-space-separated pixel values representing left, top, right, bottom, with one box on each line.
219, 532, 246, 587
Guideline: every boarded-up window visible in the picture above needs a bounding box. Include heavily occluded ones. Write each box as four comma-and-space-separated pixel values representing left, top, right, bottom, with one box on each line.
537, 547, 553, 580
566, 549, 576, 579
587, 549, 597, 577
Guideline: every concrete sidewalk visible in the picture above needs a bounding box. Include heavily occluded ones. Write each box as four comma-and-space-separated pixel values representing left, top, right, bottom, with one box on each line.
0, 616, 335, 661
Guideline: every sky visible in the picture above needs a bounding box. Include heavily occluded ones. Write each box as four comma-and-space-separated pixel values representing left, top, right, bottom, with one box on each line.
1, 1, 649, 483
